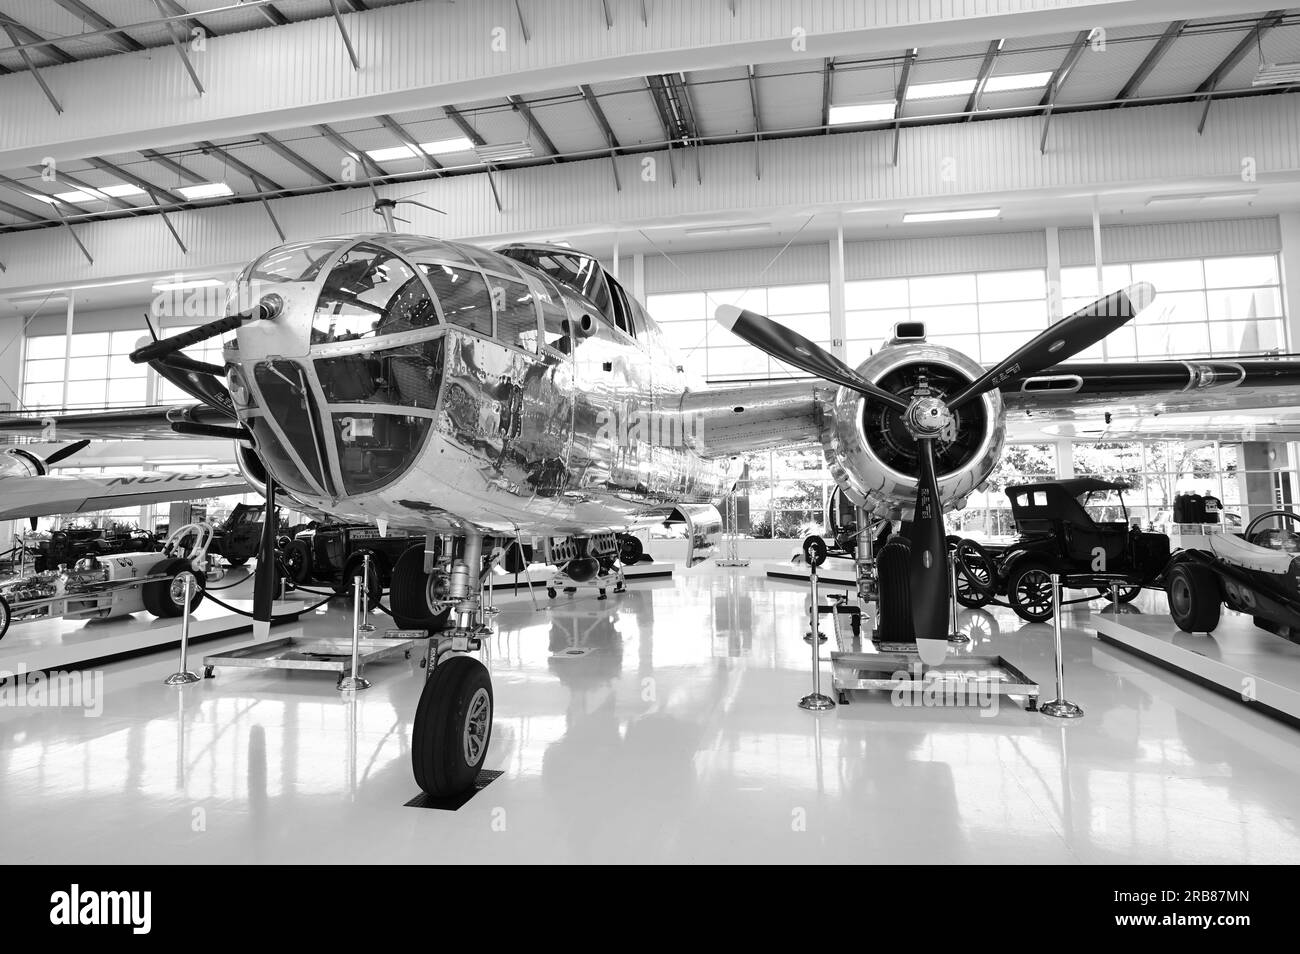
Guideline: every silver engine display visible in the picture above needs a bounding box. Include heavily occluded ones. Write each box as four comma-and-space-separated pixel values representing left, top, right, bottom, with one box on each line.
819, 342, 1006, 520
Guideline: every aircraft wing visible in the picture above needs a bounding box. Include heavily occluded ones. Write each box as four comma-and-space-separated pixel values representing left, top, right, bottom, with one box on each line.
0, 403, 232, 441
1002, 356, 1300, 442
0, 468, 249, 521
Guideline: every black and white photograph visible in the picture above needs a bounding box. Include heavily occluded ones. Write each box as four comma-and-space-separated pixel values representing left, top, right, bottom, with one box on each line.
0, 0, 1297, 899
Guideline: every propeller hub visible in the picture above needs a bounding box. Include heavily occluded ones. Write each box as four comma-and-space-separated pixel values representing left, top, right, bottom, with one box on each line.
906, 397, 952, 438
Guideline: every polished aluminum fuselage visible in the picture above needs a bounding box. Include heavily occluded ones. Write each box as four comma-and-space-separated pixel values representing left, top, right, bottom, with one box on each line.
225, 236, 733, 536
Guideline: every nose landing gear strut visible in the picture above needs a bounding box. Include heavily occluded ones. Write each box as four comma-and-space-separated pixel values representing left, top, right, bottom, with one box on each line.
411, 531, 495, 798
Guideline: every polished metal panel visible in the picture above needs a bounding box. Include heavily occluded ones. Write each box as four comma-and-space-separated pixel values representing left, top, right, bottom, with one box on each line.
679, 381, 820, 457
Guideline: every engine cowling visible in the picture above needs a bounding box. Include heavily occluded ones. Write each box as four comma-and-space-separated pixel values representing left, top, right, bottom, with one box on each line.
819, 342, 1006, 520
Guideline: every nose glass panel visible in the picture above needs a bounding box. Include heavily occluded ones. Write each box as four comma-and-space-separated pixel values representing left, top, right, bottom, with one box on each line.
314, 338, 445, 408
330, 412, 432, 495
312, 243, 436, 344
253, 360, 333, 494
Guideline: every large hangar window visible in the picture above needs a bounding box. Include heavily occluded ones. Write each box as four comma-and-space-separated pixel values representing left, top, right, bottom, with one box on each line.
22, 331, 150, 410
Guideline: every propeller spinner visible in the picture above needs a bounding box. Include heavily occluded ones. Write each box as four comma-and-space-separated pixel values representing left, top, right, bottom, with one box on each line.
716, 281, 1156, 663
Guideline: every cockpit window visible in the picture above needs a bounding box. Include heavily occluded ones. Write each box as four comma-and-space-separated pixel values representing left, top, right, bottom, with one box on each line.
252, 361, 333, 495
247, 239, 346, 285
420, 264, 491, 337
312, 243, 434, 344
498, 247, 611, 320
487, 274, 539, 352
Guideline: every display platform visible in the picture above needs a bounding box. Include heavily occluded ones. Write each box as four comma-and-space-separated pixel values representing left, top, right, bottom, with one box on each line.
0, 598, 306, 675
764, 556, 857, 587
1096, 611, 1300, 728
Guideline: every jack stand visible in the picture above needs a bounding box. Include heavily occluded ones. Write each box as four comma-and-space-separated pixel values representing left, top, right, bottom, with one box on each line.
1041, 573, 1083, 719
798, 556, 836, 711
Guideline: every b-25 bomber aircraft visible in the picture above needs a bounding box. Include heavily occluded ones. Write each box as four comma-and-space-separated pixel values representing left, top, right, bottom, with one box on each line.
7, 227, 1300, 799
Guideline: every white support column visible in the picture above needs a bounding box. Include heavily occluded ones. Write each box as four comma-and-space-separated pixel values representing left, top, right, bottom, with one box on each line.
829, 221, 847, 362
1056, 438, 1075, 479
632, 252, 646, 303
611, 235, 620, 281
1279, 212, 1300, 351
60, 294, 74, 408
1045, 225, 1063, 324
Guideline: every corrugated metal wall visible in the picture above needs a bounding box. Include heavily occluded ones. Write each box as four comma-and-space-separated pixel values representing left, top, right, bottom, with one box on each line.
845, 229, 1048, 279
1058, 217, 1283, 265
645, 242, 827, 293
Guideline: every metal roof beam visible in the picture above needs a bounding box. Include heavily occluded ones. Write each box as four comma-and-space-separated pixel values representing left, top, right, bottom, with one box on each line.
326, 0, 360, 70
1117, 20, 1186, 100
819, 57, 833, 133
0, 197, 45, 223
964, 38, 1005, 119
84, 157, 185, 205
376, 115, 443, 172
315, 124, 390, 179
1196, 10, 1287, 133
891, 48, 917, 166
255, 134, 335, 186
150, 0, 205, 95
1039, 30, 1092, 152
443, 106, 487, 147
258, 3, 289, 26
49, 0, 145, 52
154, 0, 215, 39
140, 148, 208, 185
197, 141, 285, 192
579, 85, 621, 191
506, 95, 559, 158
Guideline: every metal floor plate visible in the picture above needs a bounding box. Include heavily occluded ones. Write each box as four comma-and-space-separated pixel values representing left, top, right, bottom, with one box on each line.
404, 770, 504, 811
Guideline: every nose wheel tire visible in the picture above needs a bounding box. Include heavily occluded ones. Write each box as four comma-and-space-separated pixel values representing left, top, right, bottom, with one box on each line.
412, 655, 494, 798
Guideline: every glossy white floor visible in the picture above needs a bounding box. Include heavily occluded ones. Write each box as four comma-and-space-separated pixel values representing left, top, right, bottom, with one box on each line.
2, 566, 1298, 865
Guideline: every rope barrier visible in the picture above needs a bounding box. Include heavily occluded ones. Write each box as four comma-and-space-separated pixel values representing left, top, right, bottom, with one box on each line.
195, 578, 335, 621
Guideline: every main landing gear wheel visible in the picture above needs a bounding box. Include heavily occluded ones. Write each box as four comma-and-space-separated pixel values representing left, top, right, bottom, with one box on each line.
1006, 560, 1055, 623
1166, 562, 1221, 633
389, 544, 451, 631
412, 655, 494, 797
283, 539, 312, 585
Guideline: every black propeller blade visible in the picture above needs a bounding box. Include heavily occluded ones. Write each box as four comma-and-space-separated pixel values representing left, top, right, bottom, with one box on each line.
716, 305, 908, 411
948, 282, 1155, 410
45, 439, 90, 465
907, 438, 950, 661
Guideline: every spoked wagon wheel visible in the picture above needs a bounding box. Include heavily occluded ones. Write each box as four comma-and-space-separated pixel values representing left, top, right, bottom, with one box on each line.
1007, 561, 1055, 623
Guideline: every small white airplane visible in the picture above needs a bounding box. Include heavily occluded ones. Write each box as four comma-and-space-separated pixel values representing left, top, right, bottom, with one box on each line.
0, 440, 248, 522
5, 227, 1300, 799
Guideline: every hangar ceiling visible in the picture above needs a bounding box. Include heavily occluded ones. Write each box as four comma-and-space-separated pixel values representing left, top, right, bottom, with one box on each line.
0, 1, 1297, 236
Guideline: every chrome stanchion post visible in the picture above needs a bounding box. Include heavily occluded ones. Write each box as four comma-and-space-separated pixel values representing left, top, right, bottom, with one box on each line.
798, 563, 835, 711
359, 552, 375, 633
339, 572, 371, 692
948, 554, 968, 643
1109, 581, 1119, 613
164, 572, 200, 686
1041, 572, 1083, 718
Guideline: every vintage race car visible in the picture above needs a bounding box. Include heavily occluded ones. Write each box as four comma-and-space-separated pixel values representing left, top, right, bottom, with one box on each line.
0, 534, 205, 642
1164, 510, 1300, 643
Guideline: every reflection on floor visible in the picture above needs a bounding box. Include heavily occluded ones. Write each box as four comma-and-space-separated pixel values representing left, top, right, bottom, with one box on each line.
1, 566, 1298, 864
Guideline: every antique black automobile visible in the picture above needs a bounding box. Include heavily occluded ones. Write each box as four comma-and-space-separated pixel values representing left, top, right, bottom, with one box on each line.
27, 523, 158, 573
955, 478, 1170, 622
281, 522, 424, 599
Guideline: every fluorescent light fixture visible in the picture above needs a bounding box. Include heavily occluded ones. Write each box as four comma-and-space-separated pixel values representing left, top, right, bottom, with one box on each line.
366, 137, 475, 162
902, 208, 1000, 223
54, 190, 96, 203
906, 79, 976, 100
983, 71, 1053, 93
684, 223, 772, 236
152, 278, 224, 292
178, 182, 233, 199
1254, 62, 1300, 86
99, 184, 145, 197
474, 140, 535, 162
828, 102, 896, 124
